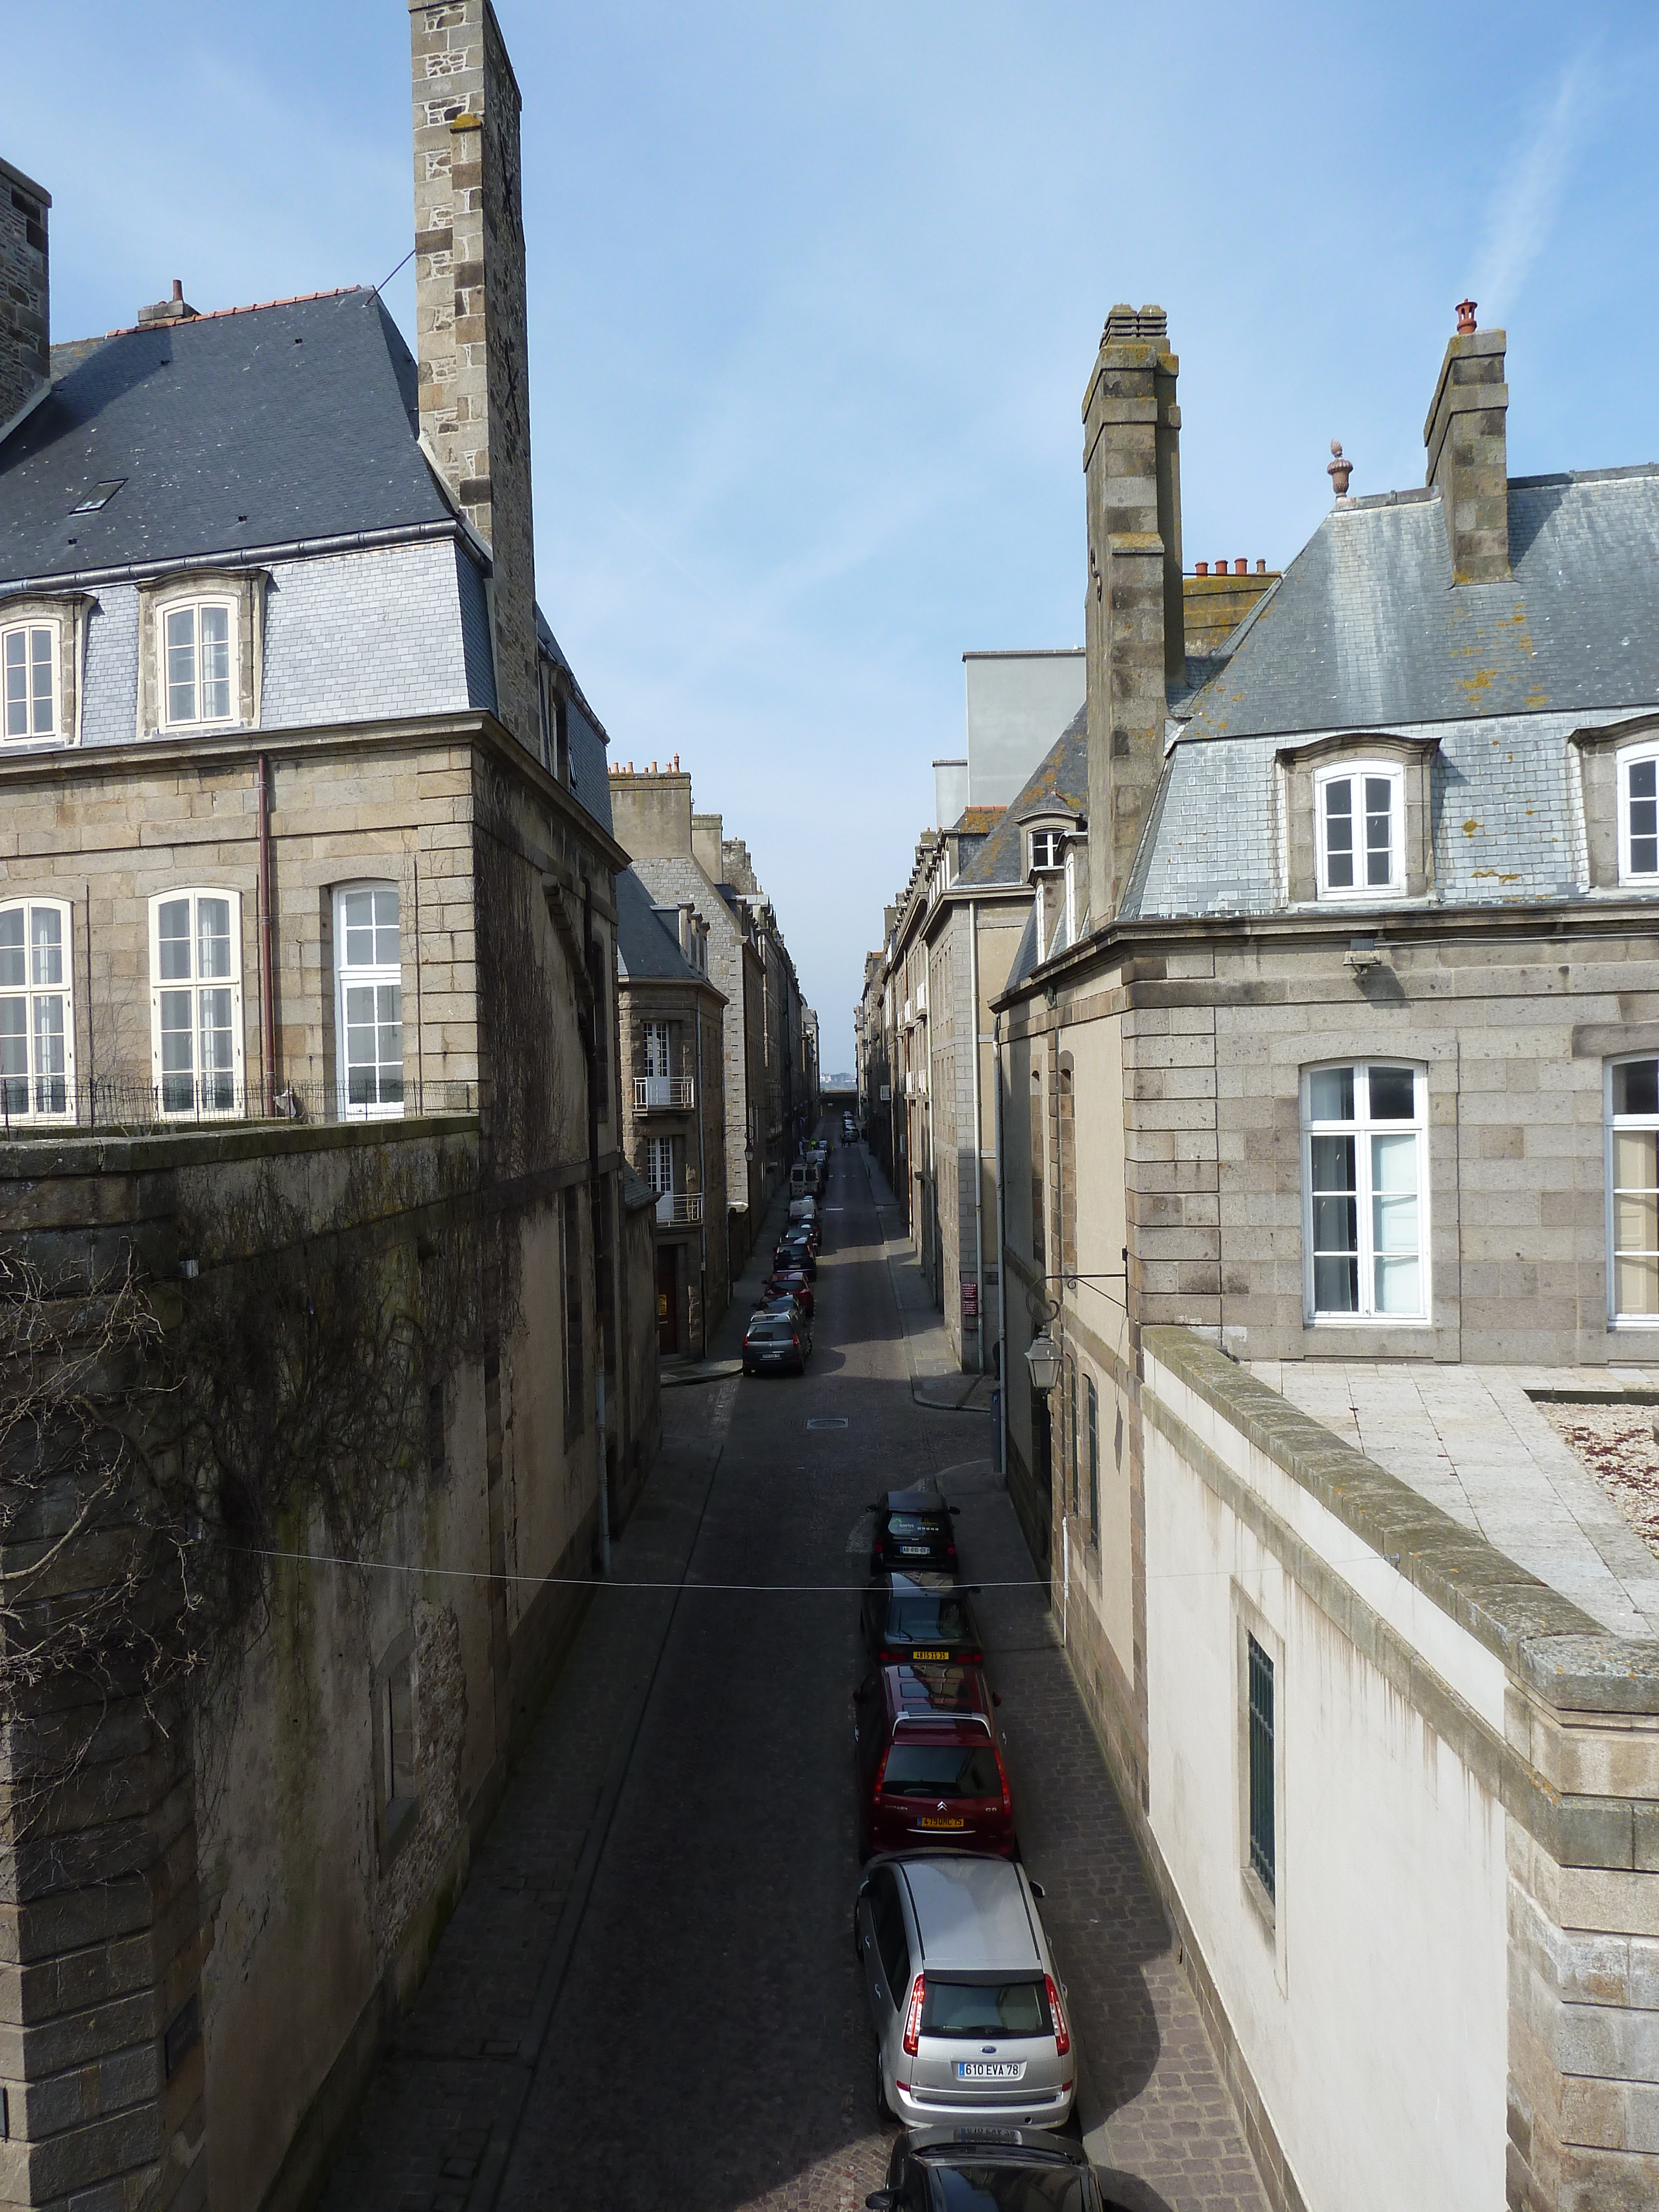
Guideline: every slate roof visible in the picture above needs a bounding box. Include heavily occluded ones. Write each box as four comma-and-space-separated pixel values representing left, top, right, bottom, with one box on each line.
957, 704, 1088, 886
0, 288, 446, 583
615, 867, 701, 983
1180, 471, 1659, 744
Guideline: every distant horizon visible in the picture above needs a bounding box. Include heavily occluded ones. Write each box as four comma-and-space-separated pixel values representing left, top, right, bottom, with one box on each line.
12, 2, 1659, 1064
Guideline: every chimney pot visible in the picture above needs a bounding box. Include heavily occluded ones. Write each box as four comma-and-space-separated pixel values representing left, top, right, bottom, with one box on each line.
1256, 558, 1266, 573
1194, 561, 1208, 576
1233, 557, 1246, 576
1457, 299, 1477, 335
171, 279, 182, 302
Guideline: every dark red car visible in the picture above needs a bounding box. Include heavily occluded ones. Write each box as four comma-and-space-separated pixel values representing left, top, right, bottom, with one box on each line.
763, 1268, 815, 1319
853, 1662, 1014, 1859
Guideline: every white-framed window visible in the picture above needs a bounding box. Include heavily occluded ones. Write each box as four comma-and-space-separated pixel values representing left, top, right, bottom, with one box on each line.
333, 884, 404, 1117
645, 1136, 674, 1195
1030, 829, 1062, 871
159, 600, 236, 728
1617, 743, 1659, 885
643, 1020, 671, 1078
0, 897, 75, 1120
148, 890, 244, 1117
1314, 763, 1402, 898
2, 618, 59, 743
1301, 1062, 1428, 1321
1607, 1057, 1659, 1323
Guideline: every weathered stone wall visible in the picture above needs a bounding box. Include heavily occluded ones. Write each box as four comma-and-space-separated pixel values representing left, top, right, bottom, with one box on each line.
0, 158, 49, 427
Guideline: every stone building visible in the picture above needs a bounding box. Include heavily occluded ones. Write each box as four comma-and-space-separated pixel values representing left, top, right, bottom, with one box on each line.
990, 302, 1659, 2209
609, 763, 818, 1277
614, 864, 729, 1355
0, 6, 659, 2205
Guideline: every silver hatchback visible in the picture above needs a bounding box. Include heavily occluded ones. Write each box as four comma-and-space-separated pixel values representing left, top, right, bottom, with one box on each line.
854, 1851, 1074, 2130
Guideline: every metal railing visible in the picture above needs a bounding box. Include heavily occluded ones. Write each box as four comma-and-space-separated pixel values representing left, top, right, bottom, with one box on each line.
633, 1075, 695, 1112
654, 1190, 704, 1225
0, 1075, 479, 1139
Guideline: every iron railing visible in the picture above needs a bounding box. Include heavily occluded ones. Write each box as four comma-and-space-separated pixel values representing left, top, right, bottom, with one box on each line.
0, 1075, 479, 1139
654, 1191, 704, 1225
633, 1075, 695, 1112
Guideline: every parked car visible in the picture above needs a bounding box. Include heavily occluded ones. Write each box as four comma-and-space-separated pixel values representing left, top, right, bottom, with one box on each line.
869, 1484, 959, 1573
866, 2129, 1107, 2212
773, 1238, 817, 1279
854, 1662, 1013, 1859
787, 1194, 818, 1231
862, 1572, 983, 1666
743, 1311, 810, 1375
763, 1268, 815, 1320
753, 1291, 810, 1331
854, 1854, 1073, 2130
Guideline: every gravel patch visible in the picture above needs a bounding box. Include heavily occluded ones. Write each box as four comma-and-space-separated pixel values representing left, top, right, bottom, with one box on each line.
1536, 1400, 1659, 1561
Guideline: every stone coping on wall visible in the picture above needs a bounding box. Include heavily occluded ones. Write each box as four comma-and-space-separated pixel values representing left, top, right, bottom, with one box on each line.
0, 1112, 482, 1181
1143, 1326, 1659, 1717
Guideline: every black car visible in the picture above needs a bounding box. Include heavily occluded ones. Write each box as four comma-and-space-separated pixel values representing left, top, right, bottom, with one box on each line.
743, 1311, 811, 1375
869, 1484, 959, 1574
867, 2128, 1113, 2212
862, 1571, 982, 1665
774, 1237, 817, 1279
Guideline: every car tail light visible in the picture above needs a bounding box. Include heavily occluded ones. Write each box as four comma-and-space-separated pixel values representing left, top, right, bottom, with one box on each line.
1045, 1973, 1070, 2057
902, 1974, 925, 2056
791, 1335, 801, 1354
995, 1746, 1011, 1818
873, 1745, 890, 1801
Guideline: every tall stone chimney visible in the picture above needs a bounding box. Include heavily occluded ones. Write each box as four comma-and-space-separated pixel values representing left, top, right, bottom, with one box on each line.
1082, 304, 1183, 925
609, 765, 693, 860
1424, 305, 1509, 584
409, 1, 539, 752
692, 812, 725, 881
0, 157, 50, 426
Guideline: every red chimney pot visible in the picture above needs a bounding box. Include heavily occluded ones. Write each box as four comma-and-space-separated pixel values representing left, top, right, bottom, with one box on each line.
1194, 561, 1208, 576
1234, 558, 1246, 576
1456, 299, 1477, 335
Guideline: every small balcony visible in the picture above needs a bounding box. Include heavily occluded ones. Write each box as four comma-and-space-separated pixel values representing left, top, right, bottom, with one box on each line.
635, 1075, 695, 1112
655, 1190, 705, 1225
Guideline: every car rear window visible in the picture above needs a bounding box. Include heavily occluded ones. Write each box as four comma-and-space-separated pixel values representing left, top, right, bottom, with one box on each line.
749, 1320, 796, 1341
922, 1977, 1051, 2039
931, 2166, 1089, 2211
886, 1514, 945, 1537
890, 1594, 973, 1642
880, 1745, 999, 1798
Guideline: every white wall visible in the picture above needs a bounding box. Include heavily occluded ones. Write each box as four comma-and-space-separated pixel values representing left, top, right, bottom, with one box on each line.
1142, 1353, 1509, 2212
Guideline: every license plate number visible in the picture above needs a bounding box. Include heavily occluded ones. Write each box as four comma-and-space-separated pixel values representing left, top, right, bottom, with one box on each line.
909, 1648, 948, 1660
956, 2060, 1025, 2081
918, 1815, 964, 1829
899, 1545, 931, 1556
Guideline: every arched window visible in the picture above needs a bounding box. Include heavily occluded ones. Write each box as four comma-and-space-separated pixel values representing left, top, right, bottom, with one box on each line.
1608, 1057, 1659, 1322
0, 897, 74, 1120
149, 890, 243, 1117
333, 884, 404, 1117
1302, 1062, 1428, 1319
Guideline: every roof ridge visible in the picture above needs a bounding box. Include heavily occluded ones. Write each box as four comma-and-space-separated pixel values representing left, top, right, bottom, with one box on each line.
61, 285, 367, 348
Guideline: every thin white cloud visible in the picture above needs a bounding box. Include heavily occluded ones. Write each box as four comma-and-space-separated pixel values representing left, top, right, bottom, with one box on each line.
1473, 51, 1598, 321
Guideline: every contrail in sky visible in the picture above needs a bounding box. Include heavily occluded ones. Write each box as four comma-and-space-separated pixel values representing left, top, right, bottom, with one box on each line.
1472, 53, 1598, 320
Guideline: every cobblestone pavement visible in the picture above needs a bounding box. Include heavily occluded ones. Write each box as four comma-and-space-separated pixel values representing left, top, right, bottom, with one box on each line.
318, 1138, 1269, 2212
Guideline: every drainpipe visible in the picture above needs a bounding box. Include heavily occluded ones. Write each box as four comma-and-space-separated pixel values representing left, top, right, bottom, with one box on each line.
968, 900, 984, 1375
256, 755, 276, 1114
581, 877, 611, 1576
994, 1010, 1009, 1487
695, 992, 708, 1355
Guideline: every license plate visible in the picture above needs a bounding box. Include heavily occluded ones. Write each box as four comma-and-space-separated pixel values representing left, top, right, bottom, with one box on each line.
909, 1648, 948, 1660
917, 1815, 964, 1829
899, 1545, 931, 1556
956, 2060, 1025, 2081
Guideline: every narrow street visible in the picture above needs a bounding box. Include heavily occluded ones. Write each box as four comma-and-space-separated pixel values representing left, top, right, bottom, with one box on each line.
321, 1139, 1267, 2212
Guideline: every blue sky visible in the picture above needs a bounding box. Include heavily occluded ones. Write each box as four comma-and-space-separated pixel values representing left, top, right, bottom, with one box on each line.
13, 3, 1659, 1067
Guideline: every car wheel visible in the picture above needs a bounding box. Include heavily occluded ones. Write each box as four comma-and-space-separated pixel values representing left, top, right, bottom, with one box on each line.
875, 2057, 894, 2124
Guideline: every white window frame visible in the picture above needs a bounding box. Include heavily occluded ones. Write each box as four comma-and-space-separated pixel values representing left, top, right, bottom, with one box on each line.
2, 615, 61, 745
1313, 761, 1403, 899
148, 889, 244, 1119
333, 883, 405, 1120
1030, 828, 1062, 872
645, 1136, 674, 1196
157, 597, 238, 731
643, 1021, 672, 1079
1301, 1061, 1429, 1323
1616, 742, 1659, 887
1606, 1056, 1659, 1325
0, 896, 76, 1121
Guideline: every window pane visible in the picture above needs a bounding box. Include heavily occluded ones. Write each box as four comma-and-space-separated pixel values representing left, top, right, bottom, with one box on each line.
1371, 1131, 1418, 1199
1313, 1252, 1359, 1311
1613, 1061, 1659, 1118
0, 907, 23, 990
0, 997, 25, 1079
1307, 1066, 1354, 1121
1323, 780, 1354, 886
158, 899, 191, 980
30, 906, 62, 987
4, 632, 25, 738
1374, 1254, 1421, 1313
160, 989, 194, 1109
199, 987, 236, 1107
166, 607, 196, 722
1310, 1133, 1356, 1190
1613, 1128, 1659, 1191
1313, 1192, 1358, 1250
1629, 759, 1657, 800
1615, 1252, 1659, 1317
200, 606, 231, 719
1364, 778, 1393, 890
341, 890, 375, 968
1367, 1065, 1415, 1121
371, 886, 399, 966
29, 630, 53, 735
197, 898, 232, 981
1614, 1190, 1659, 1252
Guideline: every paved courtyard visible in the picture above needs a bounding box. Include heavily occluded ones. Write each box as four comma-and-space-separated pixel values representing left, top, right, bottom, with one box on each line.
319, 1140, 1269, 2212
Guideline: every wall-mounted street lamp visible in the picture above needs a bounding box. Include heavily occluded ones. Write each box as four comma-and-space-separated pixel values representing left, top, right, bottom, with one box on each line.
1025, 1326, 1062, 1397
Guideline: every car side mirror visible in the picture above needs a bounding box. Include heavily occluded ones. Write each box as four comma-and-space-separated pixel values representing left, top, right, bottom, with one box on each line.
853, 1684, 867, 1703
1027, 1878, 1045, 1898
949, 1506, 961, 1516
867, 1500, 883, 1512
968, 1585, 983, 1595
865, 2196, 899, 2211
992, 1691, 1002, 1707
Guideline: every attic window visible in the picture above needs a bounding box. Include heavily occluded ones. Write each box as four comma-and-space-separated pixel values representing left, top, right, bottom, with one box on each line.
70, 480, 126, 515
1030, 830, 1063, 872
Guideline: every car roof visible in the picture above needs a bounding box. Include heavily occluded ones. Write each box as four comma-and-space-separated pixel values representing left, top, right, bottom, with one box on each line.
894, 1855, 1039, 1970
883, 1486, 947, 1515
907, 2126, 1087, 2167
882, 1663, 991, 1728
881, 1571, 960, 1597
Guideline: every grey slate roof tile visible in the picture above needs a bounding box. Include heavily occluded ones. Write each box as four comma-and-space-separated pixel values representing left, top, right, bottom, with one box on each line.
957, 703, 1089, 887
615, 867, 700, 982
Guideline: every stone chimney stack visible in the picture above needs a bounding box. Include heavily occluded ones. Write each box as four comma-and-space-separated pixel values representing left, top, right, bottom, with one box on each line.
0, 158, 50, 426
692, 812, 725, 881
1424, 303, 1509, 584
1082, 304, 1183, 926
409, 1, 539, 751
608, 764, 693, 860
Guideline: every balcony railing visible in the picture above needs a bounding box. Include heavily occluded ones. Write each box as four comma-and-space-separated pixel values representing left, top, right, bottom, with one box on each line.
0, 1074, 479, 1138
655, 1190, 704, 1225
634, 1075, 695, 1112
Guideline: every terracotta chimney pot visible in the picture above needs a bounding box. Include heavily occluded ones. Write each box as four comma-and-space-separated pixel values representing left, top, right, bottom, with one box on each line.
1457, 299, 1477, 335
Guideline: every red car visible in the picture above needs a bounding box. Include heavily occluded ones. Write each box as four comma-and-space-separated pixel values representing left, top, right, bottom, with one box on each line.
852, 1662, 1014, 1860
763, 1268, 815, 1319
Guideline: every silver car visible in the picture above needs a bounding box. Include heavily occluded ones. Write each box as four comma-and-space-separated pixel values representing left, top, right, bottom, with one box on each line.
854, 1851, 1074, 2130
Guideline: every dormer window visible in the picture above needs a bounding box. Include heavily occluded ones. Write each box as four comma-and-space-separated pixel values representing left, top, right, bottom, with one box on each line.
1619, 742, 1659, 884
1030, 830, 1063, 871
1314, 763, 1401, 898
163, 601, 235, 728
2, 618, 58, 742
